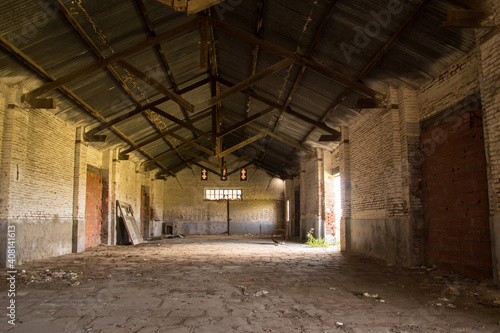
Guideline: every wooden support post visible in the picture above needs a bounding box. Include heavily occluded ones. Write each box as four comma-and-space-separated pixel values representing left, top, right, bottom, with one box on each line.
25, 98, 57, 109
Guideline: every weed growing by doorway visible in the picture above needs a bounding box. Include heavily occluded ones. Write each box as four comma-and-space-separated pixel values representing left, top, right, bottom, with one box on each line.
305, 229, 334, 247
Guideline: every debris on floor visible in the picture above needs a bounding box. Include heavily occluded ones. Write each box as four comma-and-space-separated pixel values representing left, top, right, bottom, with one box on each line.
166, 234, 185, 239
254, 290, 269, 297
13, 269, 81, 286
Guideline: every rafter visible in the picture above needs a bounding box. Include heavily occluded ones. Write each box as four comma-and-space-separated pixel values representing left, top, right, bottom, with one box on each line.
136, 0, 194, 125
216, 106, 275, 138
275, 0, 433, 177
225, 111, 314, 154
141, 136, 207, 169
217, 77, 340, 137
245, 0, 265, 118
169, 133, 215, 156
257, 0, 340, 166
85, 77, 210, 138
117, 60, 195, 112
196, 58, 292, 112
218, 132, 267, 158
23, 18, 201, 101
53, 0, 193, 170
120, 111, 212, 158
150, 107, 209, 138
0, 33, 172, 174
207, 16, 384, 99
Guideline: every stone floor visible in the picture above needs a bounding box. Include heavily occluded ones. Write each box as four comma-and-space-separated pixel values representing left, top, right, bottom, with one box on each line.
1, 235, 500, 333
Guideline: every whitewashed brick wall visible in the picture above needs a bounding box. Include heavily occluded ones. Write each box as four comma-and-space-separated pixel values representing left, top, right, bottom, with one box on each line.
163, 157, 284, 235
418, 50, 481, 121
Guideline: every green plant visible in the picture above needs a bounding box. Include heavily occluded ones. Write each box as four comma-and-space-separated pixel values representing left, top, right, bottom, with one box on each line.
305, 229, 333, 247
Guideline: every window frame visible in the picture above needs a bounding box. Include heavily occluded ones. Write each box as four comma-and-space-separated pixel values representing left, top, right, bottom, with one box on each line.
204, 189, 243, 201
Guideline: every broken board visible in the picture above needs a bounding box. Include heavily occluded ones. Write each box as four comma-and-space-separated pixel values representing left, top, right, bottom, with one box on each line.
117, 200, 143, 245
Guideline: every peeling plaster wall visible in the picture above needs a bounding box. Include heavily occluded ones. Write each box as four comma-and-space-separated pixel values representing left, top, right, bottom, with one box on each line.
163, 160, 284, 235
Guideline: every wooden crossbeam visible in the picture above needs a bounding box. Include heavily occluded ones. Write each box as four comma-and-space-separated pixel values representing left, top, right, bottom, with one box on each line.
181, 149, 219, 169
0, 34, 173, 174
23, 18, 200, 101
197, 58, 292, 112
207, 16, 383, 99
217, 78, 341, 137
169, 133, 215, 156
142, 136, 207, 168
225, 111, 314, 154
228, 133, 296, 166
151, 107, 209, 139
217, 106, 275, 138
218, 132, 267, 158
86, 78, 209, 138
117, 60, 195, 112
120, 111, 212, 157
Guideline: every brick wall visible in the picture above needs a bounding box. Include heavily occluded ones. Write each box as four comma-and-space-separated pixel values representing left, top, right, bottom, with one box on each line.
419, 51, 481, 122
163, 157, 284, 235
350, 107, 403, 219
478, 0, 500, 284
301, 156, 320, 238
421, 107, 491, 278
336, 87, 423, 266
0, 86, 75, 264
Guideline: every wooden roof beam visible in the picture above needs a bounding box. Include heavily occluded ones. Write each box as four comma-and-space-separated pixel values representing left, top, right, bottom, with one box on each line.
85, 77, 210, 139
0, 34, 171, 173
207, 16, 384, 99
196, 58, 292, 112
23, 17, 201, 101
117, 60, 195, 112
225, 111, 314, 155
218, 132, 267, 158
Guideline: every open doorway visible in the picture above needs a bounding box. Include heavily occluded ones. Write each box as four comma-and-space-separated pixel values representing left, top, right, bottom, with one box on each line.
325, 173, 342, 247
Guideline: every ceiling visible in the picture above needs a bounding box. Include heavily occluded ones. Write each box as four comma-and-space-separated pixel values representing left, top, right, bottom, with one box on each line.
0, 0, 483, 179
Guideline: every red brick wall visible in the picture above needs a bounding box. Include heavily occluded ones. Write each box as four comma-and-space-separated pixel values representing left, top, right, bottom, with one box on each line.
421, 108, 492, 279
85, 171, 103, 249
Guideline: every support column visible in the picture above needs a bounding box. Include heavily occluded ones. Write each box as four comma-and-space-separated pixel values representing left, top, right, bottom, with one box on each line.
478, 8, 500, 285
0, 86, 28, 266
102, 148, 119, 245
339, 126, 351, 251
72, 127, 87, 253
317, 148, 326, 240
397, 86, 424, 266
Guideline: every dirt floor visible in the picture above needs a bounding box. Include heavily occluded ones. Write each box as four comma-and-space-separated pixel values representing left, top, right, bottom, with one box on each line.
1, 235, 500, 333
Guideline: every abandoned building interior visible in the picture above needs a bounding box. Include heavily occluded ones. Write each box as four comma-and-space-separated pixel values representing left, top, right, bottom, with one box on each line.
1, 0, 500, 331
